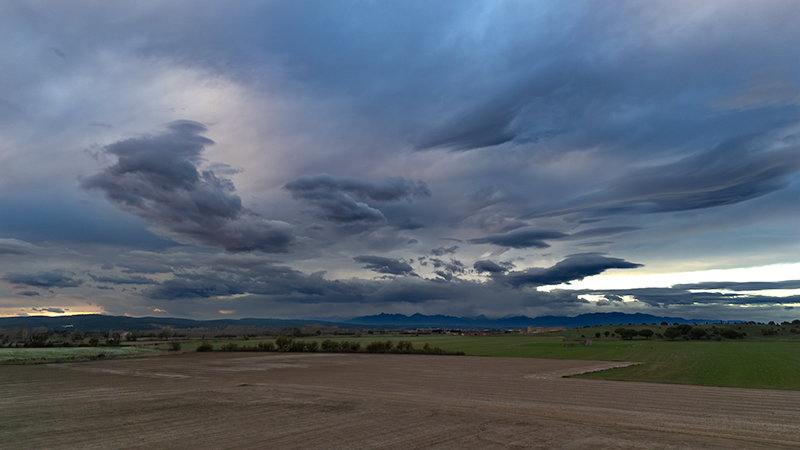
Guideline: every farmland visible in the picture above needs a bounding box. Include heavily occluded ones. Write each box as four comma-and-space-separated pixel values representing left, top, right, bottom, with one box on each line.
1, 352, 798, 449
176, 329, 800, 390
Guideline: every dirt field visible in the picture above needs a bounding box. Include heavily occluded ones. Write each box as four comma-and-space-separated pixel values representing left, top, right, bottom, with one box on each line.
2, 353, 798, 449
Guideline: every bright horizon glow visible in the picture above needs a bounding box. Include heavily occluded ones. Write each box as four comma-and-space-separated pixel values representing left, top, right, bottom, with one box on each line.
539, 262, 800, 291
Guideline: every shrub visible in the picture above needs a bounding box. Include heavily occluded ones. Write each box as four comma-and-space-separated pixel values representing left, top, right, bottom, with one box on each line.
275, 335, 292, 351
196, 341, 214, 352
395, 341, 414, 353
321, 339, 339, 352
258, 341, 276, 351
720, 329, 741, 339
125, 330, 139, 341
220, 343, 239, 351
169, 341, 181, 351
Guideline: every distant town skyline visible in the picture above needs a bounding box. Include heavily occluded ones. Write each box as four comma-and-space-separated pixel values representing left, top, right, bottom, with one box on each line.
1, 1, 799, 322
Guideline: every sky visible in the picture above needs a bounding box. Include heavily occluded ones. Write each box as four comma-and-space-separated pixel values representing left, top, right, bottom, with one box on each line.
1, 0, 800, 322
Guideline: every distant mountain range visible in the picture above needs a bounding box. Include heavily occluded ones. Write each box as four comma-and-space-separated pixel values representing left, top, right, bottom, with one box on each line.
343, 312, 717, 329
0, 312, 721, 332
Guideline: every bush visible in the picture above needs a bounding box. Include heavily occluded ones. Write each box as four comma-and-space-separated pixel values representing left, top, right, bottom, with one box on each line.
169, 341, 181, 351
275, 335, 293, 351
258, 341, 276, 351
196, 341, 214, 352
220, 343, 239, 351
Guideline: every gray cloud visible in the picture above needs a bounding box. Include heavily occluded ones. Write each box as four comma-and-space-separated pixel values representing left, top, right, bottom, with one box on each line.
469, 227, 640, 249
496, 253, 643, 288
81, 121, 294, 253
88, 274, 157, 285
285, 173, 431, 225
15, 290, 40, 296
2, 270, 83, 288
473, 260, 509, 274
354, 255, 416, 276
33, 307, 65, 313
430, 245, 459, 256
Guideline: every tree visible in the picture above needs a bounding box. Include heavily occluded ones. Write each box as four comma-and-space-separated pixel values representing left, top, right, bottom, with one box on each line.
689, 328, 707, 340
676, 324, 693, 335
159, 327, 173, 340
664, 327, 681, 340
72, 330, 85, 342
595, 332, 601, 338
638, 329, 654, 339
604, 331, 610, 337
125, 330, 139, 341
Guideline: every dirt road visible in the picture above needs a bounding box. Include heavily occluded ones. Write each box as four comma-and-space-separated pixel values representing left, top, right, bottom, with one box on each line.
1, 353, 797, 449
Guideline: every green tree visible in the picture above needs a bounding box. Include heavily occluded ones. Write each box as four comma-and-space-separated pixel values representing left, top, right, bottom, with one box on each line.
689, 328, 707, 340
638, 329, 654, 339
604, 331, 610, 337
125, 330, 139, 341
664, 327, 681, 340
159, 327, 173, 340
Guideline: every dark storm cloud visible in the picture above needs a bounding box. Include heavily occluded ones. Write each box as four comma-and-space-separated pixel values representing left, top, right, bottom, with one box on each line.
495, 253, 643, 288
284, 174, 430, 225
469, 229, 566, 249
473, 260, 509, 274
430, 245, 459, 256
33, 307, 65, 314
88, 274, 157, 285
469, 227, 639, 249
81, 121, 294, 252
15, 290, 40, 296
1, 270, 82, 288
534, 138, 800, 219
354, 255, 416, 276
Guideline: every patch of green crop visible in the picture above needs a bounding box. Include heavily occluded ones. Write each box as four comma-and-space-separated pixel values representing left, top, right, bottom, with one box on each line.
0, 346, 155, 364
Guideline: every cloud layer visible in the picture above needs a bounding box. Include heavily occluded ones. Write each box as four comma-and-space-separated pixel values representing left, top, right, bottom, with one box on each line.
1, 1, 800, 321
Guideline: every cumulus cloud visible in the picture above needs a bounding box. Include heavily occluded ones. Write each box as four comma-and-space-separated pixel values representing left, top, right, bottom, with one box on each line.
354, 255, 416, 276
1, 270, 83, 288
284, 173, 431, 225
81, 121, 294, 253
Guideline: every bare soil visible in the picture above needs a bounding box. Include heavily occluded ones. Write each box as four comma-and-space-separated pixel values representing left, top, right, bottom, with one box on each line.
1, 353, 798, 449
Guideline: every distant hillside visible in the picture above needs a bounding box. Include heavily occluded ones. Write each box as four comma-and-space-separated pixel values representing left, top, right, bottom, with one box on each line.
0, 311, 724, 332
344, 312, 720, 329
0, 314, 358, 332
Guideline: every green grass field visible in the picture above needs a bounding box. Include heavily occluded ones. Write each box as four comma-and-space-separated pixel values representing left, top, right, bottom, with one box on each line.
0, 346, 155, 364
184, 332, 800, 390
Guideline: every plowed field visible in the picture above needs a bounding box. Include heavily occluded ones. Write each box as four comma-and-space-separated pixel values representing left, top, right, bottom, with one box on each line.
2, 353, 798, 449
